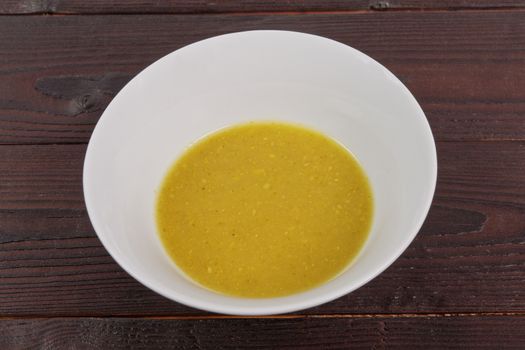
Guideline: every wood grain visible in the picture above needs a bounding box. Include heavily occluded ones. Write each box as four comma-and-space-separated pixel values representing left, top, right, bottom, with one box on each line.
1, 0, 524, 14
0, 141, 523, 316
1, 1, 524, 347
0, 11, 524, 144
1, 315, 525, 349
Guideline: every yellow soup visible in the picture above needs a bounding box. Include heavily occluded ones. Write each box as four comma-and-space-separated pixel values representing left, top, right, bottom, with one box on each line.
156, 122, 373, 298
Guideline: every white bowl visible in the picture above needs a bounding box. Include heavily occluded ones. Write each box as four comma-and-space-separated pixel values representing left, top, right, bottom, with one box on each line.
83, 30, 437, 315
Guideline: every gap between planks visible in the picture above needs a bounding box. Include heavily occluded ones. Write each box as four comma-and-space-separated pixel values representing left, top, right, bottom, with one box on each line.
1, 312, 524, 320
2, 6, 525, 17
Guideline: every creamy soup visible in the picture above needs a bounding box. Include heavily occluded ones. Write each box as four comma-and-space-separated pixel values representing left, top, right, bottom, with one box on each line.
156, 122, 373, 298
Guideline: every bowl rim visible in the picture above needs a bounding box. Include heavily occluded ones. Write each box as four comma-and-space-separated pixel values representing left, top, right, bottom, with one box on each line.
83, 29, 438, 315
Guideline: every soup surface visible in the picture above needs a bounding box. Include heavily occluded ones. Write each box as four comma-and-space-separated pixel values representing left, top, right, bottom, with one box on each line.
156, 122, 373, 298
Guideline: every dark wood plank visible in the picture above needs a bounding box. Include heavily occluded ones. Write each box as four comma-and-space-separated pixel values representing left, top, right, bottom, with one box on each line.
1, 315, 525, 349
379, 0, 525, 10
0, 0, 368, 14
1, 0, 524, 14
0, 11, 524, 144
0, 141, 523, 316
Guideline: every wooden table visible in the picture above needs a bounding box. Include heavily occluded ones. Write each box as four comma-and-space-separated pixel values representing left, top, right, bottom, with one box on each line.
1, 1, 524, 348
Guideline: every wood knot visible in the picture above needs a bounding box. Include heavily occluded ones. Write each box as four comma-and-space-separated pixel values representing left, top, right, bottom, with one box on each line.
34, 73, 131, 117
370, 1, 390, 10
75, 93, 99, 113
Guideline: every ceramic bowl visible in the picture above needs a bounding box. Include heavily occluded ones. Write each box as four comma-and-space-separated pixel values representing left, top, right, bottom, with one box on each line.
83, 30, 437, 315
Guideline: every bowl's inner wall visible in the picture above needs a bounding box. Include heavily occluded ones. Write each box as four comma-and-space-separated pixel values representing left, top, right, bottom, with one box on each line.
84, 31, 436, 314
